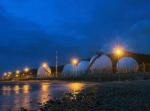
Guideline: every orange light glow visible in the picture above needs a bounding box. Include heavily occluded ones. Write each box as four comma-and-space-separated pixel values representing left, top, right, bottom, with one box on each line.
41, 83, 49, 92
113, 46, 124, 57
116, 49, 121, 55
71, 58, 79, 65
13, 85, 20, 94
23, 85, 30, 93
24, 67, 30, 73
16, 70, 20, 74
68, 83, 85, 94
42, 63, 48, 68
16, 74, 19, 78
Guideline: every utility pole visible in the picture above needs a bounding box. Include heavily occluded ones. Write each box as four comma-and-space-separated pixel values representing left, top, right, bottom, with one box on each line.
55, 50, 58, 77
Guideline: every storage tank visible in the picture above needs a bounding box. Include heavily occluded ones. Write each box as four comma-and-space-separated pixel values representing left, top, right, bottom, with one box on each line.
62, 64, 76, 77
90, 55, 112, 73
76, 61, 89, 74
37, 63, 52, 78
89, 55, 98, 64
117, 57, 139, 73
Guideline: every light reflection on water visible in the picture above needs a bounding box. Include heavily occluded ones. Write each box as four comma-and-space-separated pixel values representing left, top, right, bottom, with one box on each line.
39, 83, 51, 103
23, 85, 30, 94
67, 83, 85, 94
13, 85, 20, 94
0, 82, 88, 111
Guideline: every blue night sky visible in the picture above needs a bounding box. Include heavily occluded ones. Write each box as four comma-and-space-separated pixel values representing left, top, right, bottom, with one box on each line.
0, 0, 150, 74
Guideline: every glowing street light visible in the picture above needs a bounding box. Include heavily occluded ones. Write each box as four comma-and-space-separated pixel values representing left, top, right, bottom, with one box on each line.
16, 74, 19, 78
15, 70, 20, 78
6, 72, 12, 77
71, 58, 79, 77
3, 72, 7, 76
7, 74, 10, 77
113, 46, 124, 59
71, 58, 79, 66
42, 63, 48, 68
16, 70, 20, 74
116, 49, 121, 55
24, 67, 30, 73
113, 44, 125, 74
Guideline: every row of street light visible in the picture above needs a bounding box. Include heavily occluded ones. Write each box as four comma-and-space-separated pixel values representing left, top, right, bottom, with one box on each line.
70, 45, 124, 66
3, 67, 30, 78
2, 44, 124, 79
2, 62, 50, 79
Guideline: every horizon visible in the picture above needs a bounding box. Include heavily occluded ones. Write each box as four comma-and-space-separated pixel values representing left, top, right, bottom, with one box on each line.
0, 0, 150, 74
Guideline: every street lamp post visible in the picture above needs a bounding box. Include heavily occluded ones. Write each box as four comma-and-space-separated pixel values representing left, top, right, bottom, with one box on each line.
16, 70, 20, 79
16, 70, 20, 74
71, 58, 79, 77
24, 67, 30, 79
113, 44, 124, 81
42, 63, 48, 68
113, 45, 124, 61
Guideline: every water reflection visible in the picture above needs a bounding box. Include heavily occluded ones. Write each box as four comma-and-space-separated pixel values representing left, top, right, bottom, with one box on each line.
0, 82, 90, 111
41, 83, 49, 92
2, 86, 11, 95
39, 83, 51, 103
2, 86, 11, 91
13, 85, 20, 94
67, 83, 85, 94
23, 84, 30, 94
1, 84, 31, 94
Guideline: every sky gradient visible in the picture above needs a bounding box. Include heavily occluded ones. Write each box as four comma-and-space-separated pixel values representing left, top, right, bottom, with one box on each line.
0, 0, 150, 74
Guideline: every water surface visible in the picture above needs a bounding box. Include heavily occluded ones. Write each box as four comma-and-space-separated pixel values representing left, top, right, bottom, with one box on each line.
0, 81, 94, 111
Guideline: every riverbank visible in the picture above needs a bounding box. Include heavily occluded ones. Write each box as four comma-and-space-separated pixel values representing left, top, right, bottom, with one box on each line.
38, 80, 150, 111
1, 72, 150, 83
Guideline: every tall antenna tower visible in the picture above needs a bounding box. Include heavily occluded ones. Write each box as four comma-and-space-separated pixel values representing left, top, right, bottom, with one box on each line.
55, 50, 58, 77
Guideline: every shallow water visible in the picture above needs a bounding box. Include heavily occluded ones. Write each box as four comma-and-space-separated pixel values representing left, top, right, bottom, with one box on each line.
0, 81, 93, 111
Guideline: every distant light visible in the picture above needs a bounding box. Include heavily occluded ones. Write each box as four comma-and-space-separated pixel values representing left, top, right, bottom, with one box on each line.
3, 72, 7, 76
42, 63, 48, 68
24, 67, 30, 73
71, 58, 79, 66
113, 45, 124, 57
7, 72, 12, 77
16, 70, 20, 74
16, 74, 19, 78
116, 49, 121, 55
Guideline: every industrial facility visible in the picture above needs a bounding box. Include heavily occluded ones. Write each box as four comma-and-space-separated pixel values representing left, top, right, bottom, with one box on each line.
1, 44, 150, 80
